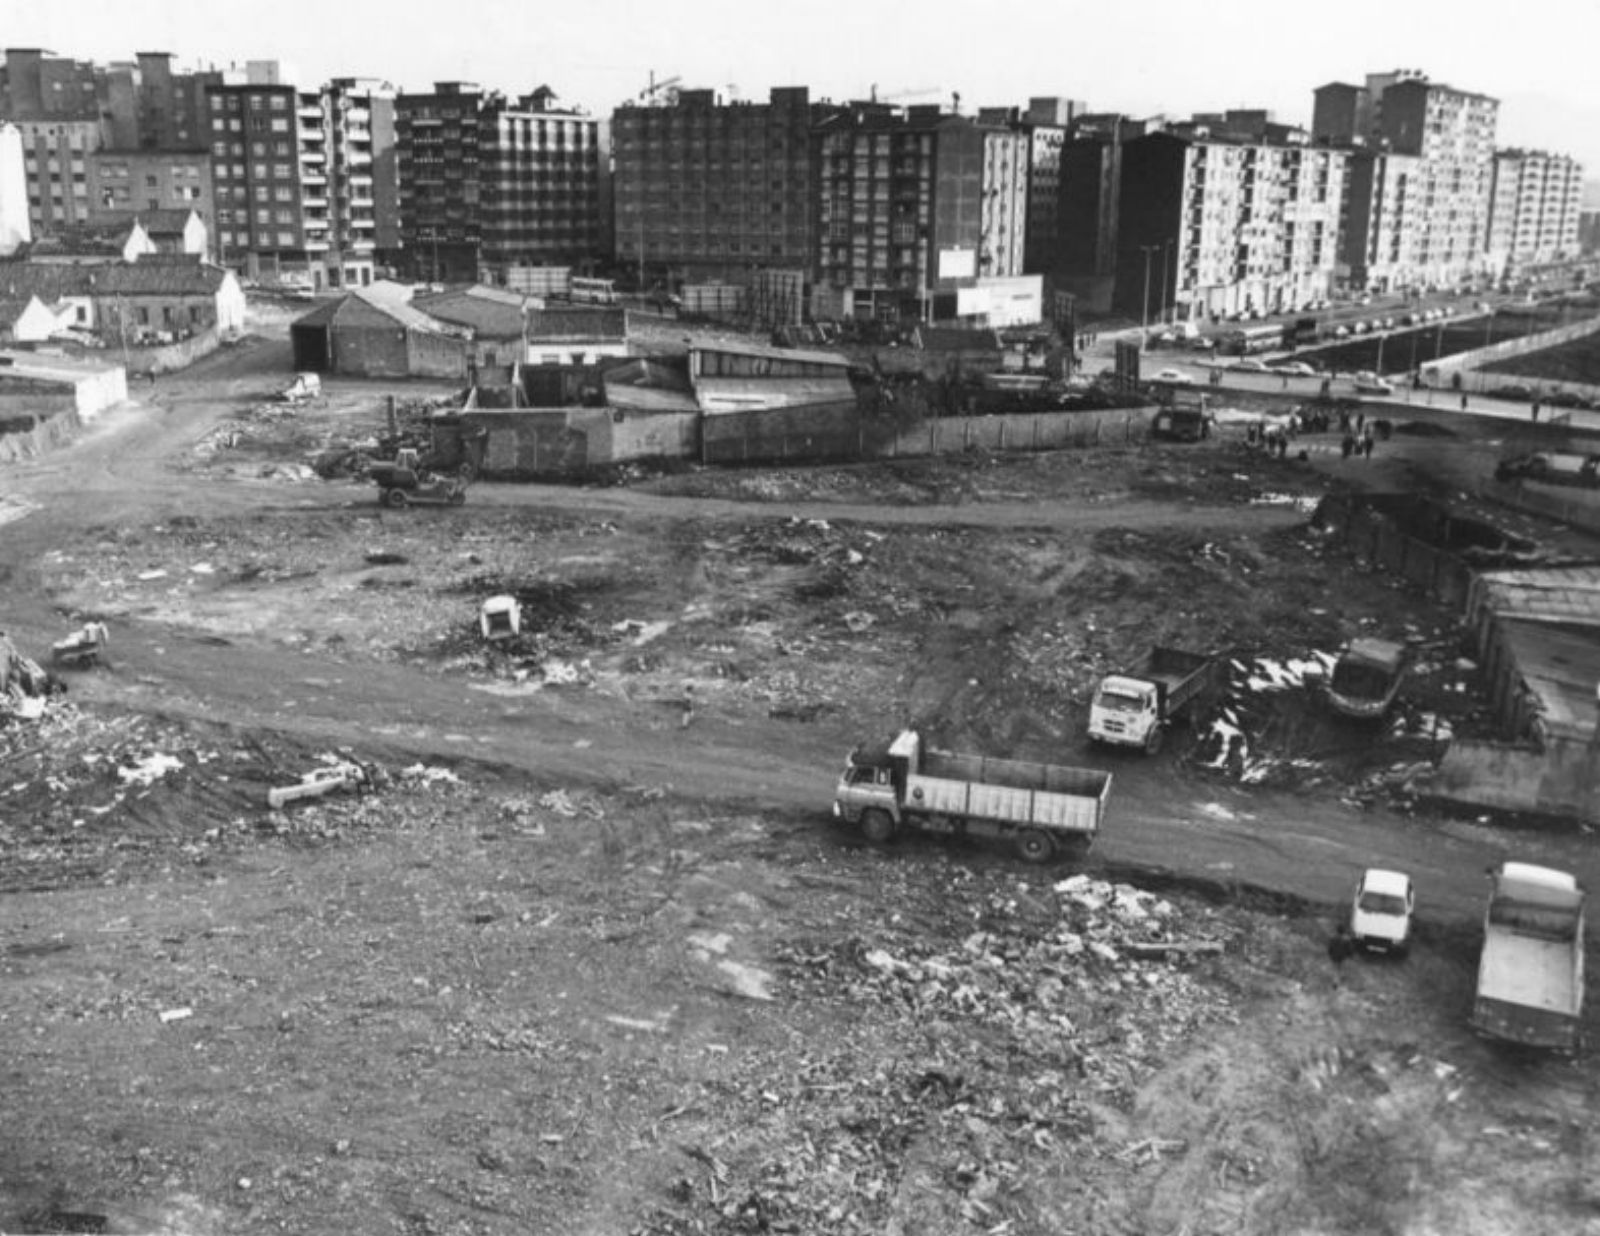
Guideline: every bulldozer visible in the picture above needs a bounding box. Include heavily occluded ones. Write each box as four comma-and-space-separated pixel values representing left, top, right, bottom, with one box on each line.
369, 448, 470, 508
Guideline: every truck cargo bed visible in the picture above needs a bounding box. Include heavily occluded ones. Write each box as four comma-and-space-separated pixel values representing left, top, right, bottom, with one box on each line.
1477, 934, 1580, 1016
910, 751, 1111, 834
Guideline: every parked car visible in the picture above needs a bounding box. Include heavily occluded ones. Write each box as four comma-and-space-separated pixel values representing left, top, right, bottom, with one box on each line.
1489, 384, 1534, 402
1228, 358, 1270, 373
1153, 367, 1196, 385
1353, 371, 1394, 395
1271, 361, 1317, 377
1350, 868, 1415, 956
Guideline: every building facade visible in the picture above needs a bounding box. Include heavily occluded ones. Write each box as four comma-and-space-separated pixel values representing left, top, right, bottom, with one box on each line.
1314, 70, 1498, 291
8, 118, 103, 232
206, 67, 389, 289
611, 86, 831, 287
396, 82, 604, 284
87, 149, 213, 231
1486, 149, 1585, 279
812, 104, 1029, 322
1116, 131, 1346, 322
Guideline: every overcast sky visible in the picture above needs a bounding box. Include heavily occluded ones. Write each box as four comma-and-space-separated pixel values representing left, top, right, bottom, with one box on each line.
10, 0, 1600, 175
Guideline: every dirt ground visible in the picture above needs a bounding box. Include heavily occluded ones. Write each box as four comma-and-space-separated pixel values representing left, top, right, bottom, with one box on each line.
5, 310, 1600, 1235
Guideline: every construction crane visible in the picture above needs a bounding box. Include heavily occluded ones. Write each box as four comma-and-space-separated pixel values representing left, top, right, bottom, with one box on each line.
637, 71, 682, 106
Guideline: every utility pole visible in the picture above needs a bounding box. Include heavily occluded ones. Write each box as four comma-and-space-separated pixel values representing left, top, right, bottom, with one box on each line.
1139, 244, 1156, 343
1159, 240, 1173, 326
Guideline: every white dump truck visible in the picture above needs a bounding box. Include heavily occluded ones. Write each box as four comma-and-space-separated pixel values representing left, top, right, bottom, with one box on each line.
832, 729, 1112, 863
1087, 646, 1215, 754
1471, 862, 1586, 1052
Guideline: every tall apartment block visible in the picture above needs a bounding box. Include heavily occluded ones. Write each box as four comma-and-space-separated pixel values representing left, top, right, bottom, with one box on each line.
611, 86, 832, 286
2, 47, 223, 239
205, 65, 391, 289
812, 104, 1029, 322
975, 96, 1089, 293
1314, 70, 1498, 291
1486, 149, 1584, 279
395, 82, 605, 283
1115, 131, 1347, 321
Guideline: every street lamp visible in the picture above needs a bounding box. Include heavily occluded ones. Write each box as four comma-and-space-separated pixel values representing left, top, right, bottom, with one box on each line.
1139, 244, 1158, 343
1159, 239, 1174, 327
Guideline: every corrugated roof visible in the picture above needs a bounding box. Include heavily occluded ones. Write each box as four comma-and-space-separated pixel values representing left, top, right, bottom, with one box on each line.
689, 337, 851, 368
695, 375, 856, 414
1476, 566, 1600, 627
414, 285, 530, 337
0, 259, 231, 299
527, 306, 627, 341
1497, 618, 1600, 738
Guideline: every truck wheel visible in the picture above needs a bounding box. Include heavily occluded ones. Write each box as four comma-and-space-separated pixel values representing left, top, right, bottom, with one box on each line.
450, 490, 466, 505
387, 489, 410, 509
860, 809, 896, 846
1145, 726, 1165, 756
1015, 829, 1056, 864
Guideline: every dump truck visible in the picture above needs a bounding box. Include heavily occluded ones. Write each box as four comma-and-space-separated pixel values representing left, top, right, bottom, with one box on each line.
1087, 646, 1215, 754
832, 729, 1112, 863
1471, 862, 1586, 1053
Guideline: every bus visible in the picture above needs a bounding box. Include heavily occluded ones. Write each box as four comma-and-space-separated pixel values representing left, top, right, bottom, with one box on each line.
1219, 323, 1288, 355
567, 277, 617, 305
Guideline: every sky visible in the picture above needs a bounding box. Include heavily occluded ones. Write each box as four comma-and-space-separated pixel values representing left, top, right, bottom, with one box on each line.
9, 0, 1600, 176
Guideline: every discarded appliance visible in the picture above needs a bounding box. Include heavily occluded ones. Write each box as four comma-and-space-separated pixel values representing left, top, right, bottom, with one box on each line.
267, 761, 370, 809
280, 372, 323, 404
480, 595, 522, 641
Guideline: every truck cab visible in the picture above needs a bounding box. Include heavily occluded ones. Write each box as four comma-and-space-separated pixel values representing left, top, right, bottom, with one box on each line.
1089, 675, 1162, 752
832, 734, 911, 838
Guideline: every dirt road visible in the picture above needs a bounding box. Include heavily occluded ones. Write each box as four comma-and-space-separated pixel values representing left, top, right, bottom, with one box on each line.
4, 339, 1587, 926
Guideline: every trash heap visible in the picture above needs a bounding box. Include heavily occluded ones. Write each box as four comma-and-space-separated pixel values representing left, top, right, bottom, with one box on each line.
0, 632, 59, 722
643, 875, 1235, 1235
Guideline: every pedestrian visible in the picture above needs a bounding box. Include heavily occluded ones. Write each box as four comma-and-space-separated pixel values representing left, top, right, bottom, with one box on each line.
1356, 412, 1365, 435
1531, 400, 1540, 422
1461, 392, 1469, 411
1362, 429, 1375, 459
1327, 924, 1355, 987
681, 683, 696, 729
1282, 372, 1289, 390
1341, 432, 1356, 460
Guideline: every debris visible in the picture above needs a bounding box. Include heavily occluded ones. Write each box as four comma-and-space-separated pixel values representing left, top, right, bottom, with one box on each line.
118, 753, 185, 787
479, 595, 522, 641
1124, 940, 1225, 959
158, 1007, 193, 1023
267, 761, 369, 809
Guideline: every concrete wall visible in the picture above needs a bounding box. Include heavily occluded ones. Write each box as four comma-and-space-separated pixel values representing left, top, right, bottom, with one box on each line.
1426, 314, 1600, 397
1316, 492, 1474, 608
701, 404, 1151, 466
407, 330, 469, 381
332, 326, 410, 377
458, 407, 698, 477
121, 326, 221, 376
0, 397, 76, 462
1434, 736, 1600, 825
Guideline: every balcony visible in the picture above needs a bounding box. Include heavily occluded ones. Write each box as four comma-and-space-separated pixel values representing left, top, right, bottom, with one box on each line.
302, 194, 328, 209
300, 147, 326, 163
298, 104, 324, 120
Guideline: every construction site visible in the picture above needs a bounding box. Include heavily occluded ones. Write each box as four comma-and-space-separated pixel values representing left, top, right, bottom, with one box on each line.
3, 299, 1600, 1236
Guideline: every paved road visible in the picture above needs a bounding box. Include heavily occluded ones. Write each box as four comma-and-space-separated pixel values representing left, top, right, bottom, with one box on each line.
6, 345, 1598, 932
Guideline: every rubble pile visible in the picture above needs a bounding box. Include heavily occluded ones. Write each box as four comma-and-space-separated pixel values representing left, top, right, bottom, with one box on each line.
640, 875, 1236, 1234
0, 632, 60, 722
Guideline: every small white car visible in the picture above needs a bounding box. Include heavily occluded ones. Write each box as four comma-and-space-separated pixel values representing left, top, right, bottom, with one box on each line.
1350, 868, 1415, 955
1272, 361, 1317, 377
1228, 358, 1270, 373
1353, 371, 1394, 395
1153, 367, 1195, 385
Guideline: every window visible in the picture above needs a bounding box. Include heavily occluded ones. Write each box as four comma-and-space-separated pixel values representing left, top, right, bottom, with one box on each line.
251, 141, 266, 156
269, 95, 288, 111
273, 163, 291, 178
271, 118, 288, 133
136, 307, 149, 325
256, 207, 271, 223
229, 118, 242, 132
277, 230, 295, 245
274, 186, 292, 201
145, 175, 158, 187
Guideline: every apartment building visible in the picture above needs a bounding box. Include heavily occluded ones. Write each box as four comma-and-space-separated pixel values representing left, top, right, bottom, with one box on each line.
1115, 131, 1347, 322
1314, 70, 1498, 290
8, 119, 103, 232
396, 82, 604, 284
611, 86, 832, 286
0, 48, 100, 121
1337, 148, 1424, 292
206, 66, 390, 289
1486, 149, 1584, 279
812, 104, 1029, 322
87, 150, 213, 235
